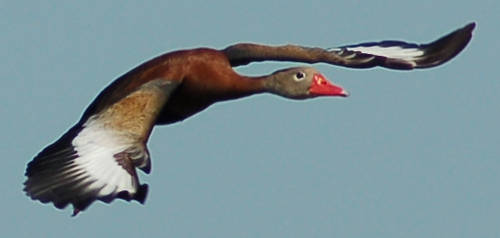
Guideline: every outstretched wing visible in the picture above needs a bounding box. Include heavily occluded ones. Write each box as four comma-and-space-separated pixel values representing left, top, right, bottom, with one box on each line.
223, 23, 475, 69
24, 79, 180, 216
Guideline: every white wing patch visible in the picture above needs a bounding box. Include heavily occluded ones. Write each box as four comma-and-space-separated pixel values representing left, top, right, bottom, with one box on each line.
72, 116, 138, 197
329, 41, 426, 61
343, 45, 424, 61
326, 41, 429, 69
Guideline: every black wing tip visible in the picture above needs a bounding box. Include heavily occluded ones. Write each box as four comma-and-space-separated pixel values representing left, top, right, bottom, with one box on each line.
331, 22, 476, 70
457, 22, 476, 42
25, 124, 83, 177
24, 183, 150, 216
412, 22, 475, 69
451, 22, 476, 44
464, 22, 476, 33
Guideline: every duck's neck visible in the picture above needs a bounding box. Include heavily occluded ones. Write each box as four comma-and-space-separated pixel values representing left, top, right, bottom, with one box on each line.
213, 73, 272, 101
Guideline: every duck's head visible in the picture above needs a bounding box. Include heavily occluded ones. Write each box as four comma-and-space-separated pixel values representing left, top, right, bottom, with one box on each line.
265, 66, 348, 99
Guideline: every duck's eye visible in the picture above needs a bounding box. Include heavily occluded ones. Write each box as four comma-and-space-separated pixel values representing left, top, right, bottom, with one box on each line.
294, 72, 306, 81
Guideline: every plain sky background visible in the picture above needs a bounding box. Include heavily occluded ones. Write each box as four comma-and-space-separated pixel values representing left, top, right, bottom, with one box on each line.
1, 1, 498, 237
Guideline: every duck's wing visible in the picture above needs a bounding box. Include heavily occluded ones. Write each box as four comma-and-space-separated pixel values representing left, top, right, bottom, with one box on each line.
24, 79, 180, 216
223, 23, 475, 70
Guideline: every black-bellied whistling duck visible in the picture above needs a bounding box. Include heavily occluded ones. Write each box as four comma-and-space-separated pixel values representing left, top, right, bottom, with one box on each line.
24, 23, 475, 215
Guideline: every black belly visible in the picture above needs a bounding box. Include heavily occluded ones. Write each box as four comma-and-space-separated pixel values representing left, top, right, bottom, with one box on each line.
155, 93, 214, 125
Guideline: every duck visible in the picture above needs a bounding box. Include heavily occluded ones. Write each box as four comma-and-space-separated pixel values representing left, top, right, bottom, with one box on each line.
24, 23, 475, 216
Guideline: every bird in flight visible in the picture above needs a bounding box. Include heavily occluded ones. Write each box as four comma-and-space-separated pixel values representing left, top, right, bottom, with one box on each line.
24, 23, 475, 216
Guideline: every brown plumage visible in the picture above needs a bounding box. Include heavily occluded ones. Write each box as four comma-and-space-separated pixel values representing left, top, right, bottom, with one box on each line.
24, 23, 474, 215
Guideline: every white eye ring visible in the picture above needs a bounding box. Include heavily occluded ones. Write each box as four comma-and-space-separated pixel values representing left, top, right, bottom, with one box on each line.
294, 71, 306, 81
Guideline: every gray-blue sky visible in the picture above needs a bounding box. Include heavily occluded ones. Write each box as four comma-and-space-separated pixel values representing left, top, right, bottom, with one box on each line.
2, 1, 498, 237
